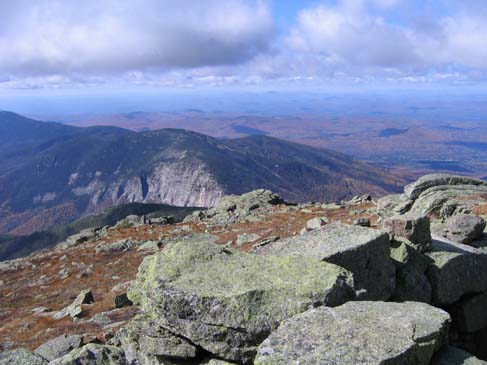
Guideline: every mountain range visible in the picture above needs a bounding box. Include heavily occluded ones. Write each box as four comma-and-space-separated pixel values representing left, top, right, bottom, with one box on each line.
0, 111, 405, 235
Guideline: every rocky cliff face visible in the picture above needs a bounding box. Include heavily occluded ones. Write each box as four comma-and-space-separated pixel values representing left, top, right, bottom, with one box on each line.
84, 158, 225, 210
2, 174, 487, 364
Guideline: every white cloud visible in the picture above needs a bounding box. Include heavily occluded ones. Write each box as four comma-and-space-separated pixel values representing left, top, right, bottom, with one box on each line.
0, 0, 275, 76
286, 0, 487, 74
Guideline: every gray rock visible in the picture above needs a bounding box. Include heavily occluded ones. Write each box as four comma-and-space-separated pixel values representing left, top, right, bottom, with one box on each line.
390, 239, 433, 303
115, 314, 198, 364
382, 214, 432, 252
57, 227, 100, 250
377, 193, 413, 217
35, 335, 83, 361
53, 288, 94, 319
0, 348, 48, 365
408, 185, 487, 218
49, 343, 126, 365
431, 346, 487, 365
426, 236, 487, 306
255, 222, 395, 300
235, 233, 261, 246
305, 216, 328, 230
404, 174, 487, 200
353, 217, 371, 227
453, 292, 487, 333
96, 239, 134, 253
128, 240, 355, 363
442, 214, 486, 245
254, 301, 450, 365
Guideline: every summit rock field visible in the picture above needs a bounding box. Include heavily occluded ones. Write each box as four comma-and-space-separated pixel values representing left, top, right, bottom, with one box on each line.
1, 174, 487, 364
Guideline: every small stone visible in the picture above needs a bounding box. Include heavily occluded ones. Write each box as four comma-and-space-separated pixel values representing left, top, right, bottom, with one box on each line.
49, 343, 125, 365
235, 233, 261, 246
306, 216, 329, 230
353, 218, 371, 227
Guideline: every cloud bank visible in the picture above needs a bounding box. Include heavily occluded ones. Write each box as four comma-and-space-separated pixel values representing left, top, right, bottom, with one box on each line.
1, 0, 487, 89
0, 0, 274, 75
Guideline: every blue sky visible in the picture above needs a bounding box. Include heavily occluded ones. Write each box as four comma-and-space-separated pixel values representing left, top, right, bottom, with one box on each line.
1, 0, 487, 93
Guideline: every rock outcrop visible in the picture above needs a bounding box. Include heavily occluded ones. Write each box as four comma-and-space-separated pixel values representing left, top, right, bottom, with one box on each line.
255, 222, 395, 300
254, 301, 450, 365
128, 239, 355, 363
379, 174, 487, 219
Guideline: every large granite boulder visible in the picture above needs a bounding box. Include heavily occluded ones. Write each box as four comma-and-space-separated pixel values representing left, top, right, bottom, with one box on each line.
390, 239, 433, 303
35, 334, 83, 361
0, 348, 48, 365
377, 193, 413, 217
255, 222, 395, 301
49, 344, 126, 365
442, 214, 486, 245
115, 314, 199, 364
254, 301, 450, 365
128, 240, 355, 364
431, 346, 487, 365
426, 237, 487, 306
382, 214, 432, 252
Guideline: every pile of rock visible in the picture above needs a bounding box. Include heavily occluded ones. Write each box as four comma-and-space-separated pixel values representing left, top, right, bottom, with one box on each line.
184, 189, 287, 226
4, 177, 487, 364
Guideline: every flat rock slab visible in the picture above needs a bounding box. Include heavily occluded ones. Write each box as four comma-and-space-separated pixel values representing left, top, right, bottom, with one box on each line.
49, 344, 125, 365
255, 301, 451, 365
431, 346, 487, 365
35, 334, 83, 361
255, 222, 395, 300
404, 174, 487, 200
128, 240, 355, 364
0, 348, 48, 365
427, 236, 487, 306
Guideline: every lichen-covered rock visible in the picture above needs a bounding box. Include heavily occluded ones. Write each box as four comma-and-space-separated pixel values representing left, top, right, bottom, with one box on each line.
128, 240, 355, 364
431, 346, 487, 365
35, 334, 83, 361
49, 344, 126, 365
115, 314, 198, 364
426, 237, 487, 306
254, 301, 450, 365
255, 222, 395, 301
442, 214, 486, 245
0, 348, 48, 365
377, 193, 413, 217
452, 292, 487, 333
382, 214, 432, 252
390, 239, 432, 303
184, 189, 285, 226
404, 174, 487, 201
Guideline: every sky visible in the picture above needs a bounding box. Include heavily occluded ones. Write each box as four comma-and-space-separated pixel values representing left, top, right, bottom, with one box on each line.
1, 0, 487, 93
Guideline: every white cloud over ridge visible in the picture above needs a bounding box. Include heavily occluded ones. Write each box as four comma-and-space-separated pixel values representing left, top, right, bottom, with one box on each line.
0, 0, 274, 75
1, 0, 487, 89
